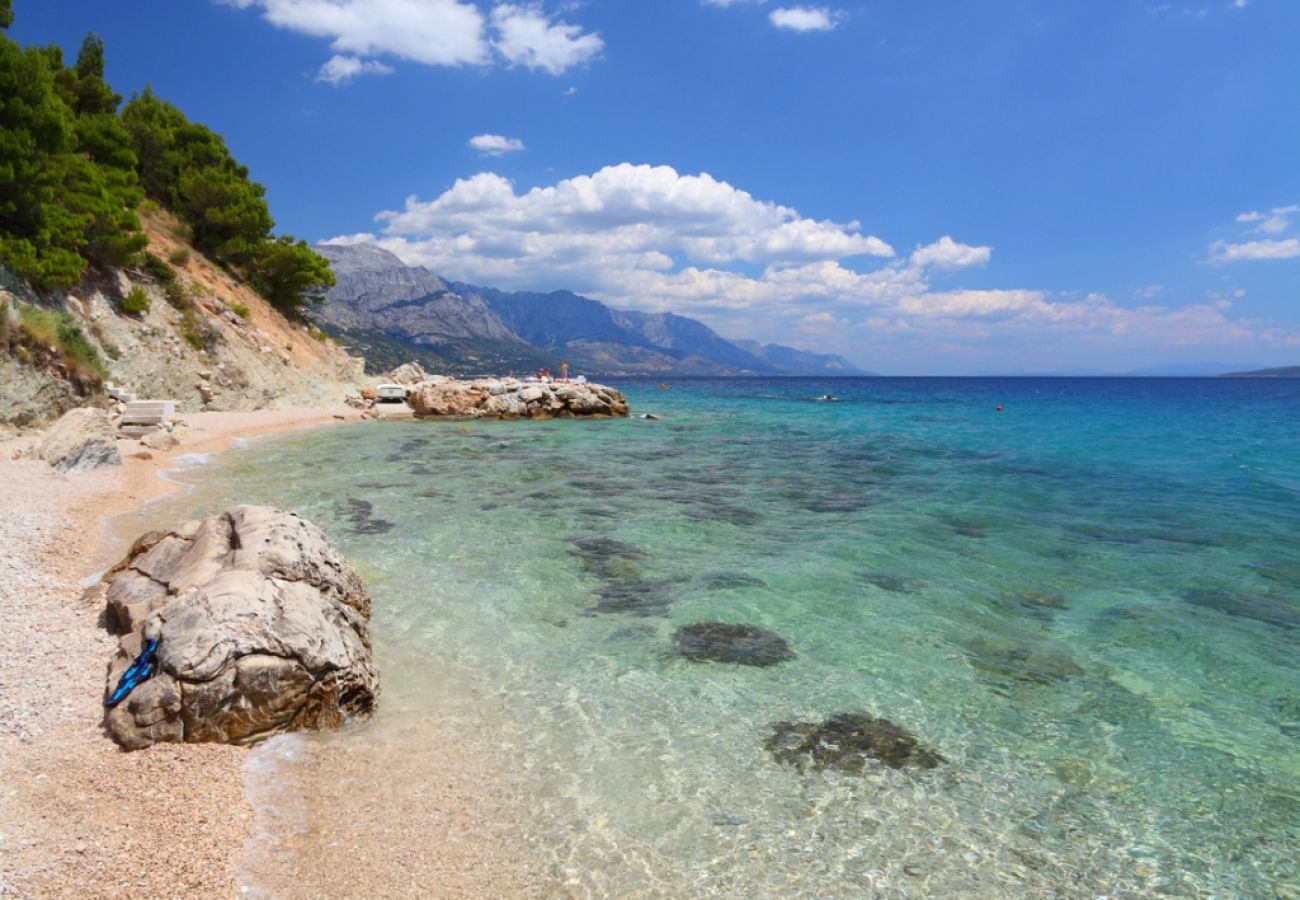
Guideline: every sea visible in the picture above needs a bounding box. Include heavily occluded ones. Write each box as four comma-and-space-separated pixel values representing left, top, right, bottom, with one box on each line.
124, 377, 1299, 897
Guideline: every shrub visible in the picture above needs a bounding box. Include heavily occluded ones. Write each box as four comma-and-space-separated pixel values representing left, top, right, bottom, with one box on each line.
17, 303, 107, 379
179, 307, 219, 353
167, 247, 190, 266
229, 301, 250, 319
122, 285, 150, 314
139, 250, 173, 284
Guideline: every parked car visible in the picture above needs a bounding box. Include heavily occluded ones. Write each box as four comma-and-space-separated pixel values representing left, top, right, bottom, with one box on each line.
375, 383, 408, 403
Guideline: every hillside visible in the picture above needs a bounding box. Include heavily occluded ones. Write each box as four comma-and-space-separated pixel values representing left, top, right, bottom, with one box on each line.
1, 208, 362, 438
314, 242, 868, 376
0, 15, 365, 438
1220, 366, 1300, 378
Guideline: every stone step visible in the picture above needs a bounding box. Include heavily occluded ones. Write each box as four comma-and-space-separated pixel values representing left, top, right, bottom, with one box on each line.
119, 424, 162, 438
121, 400, 176, 425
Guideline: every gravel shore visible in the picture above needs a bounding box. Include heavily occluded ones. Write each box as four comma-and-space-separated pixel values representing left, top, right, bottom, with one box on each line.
0, 408, 358, 898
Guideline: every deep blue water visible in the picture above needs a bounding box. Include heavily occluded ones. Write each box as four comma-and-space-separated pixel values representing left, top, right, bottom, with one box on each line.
141, 377, 1300, 896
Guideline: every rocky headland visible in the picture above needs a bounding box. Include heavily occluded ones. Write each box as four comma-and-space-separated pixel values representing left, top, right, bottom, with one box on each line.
408, 375, 630, 419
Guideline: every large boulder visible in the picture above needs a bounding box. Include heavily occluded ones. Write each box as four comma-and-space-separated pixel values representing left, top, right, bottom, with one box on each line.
387, 361, 428, 385
38, 406, 121, 473
409, 377, 630, 419
97, 505, 379, 750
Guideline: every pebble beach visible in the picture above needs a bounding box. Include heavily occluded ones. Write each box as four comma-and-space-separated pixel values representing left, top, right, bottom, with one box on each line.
0, 409, 353, 897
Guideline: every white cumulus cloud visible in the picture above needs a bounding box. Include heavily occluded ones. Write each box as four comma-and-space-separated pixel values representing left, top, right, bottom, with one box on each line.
909, 236, 992, 270
1209, 238, 1300, 263
374, 163, 893, 274
1211, 204, 1300, 262
219, 0, 602, 78
316, 53, 394, 84
468, 133, 526, 156
1235, 204, 1298, 236
490, 3, 603, 75
769, 6, 841, 32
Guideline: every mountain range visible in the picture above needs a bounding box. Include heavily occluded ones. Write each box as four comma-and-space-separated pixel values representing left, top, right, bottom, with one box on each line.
311, 243, 871, 377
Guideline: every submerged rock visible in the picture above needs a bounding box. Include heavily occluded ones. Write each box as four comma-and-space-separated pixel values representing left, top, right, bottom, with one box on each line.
765, 712, 945, 773
334, 497, 394, 535
963, 636, 1084, 685
672, 622, 795, 667
1184, 587, 1299, 630
95, 505, 379, 750
570, 535, 672, 616
859, 572, 922, 593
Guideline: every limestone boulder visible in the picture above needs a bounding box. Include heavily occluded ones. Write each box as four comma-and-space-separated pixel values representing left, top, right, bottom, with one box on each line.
388, 361, 428, 385
38, 407, 121, 473
98, 505, 379, 750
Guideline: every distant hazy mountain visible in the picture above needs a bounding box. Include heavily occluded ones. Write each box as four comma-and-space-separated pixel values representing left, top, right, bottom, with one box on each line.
313, 242, 869, 376
1220, 365, 1300, 378
732, 340, 876, 376
1123, 362, 1263, 377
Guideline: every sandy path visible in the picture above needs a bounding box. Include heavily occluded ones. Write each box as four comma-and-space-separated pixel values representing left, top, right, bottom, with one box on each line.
0, 408, 360, 898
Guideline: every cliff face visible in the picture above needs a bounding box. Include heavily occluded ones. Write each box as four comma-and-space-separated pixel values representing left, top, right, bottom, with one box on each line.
315, 243, 517, 344
0, 211, 364, 439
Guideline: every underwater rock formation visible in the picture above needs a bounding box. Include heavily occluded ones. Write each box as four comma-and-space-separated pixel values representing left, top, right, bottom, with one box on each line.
672, 622, 795, 667
95, 505, 379, 750
962, 636, 1084, 685
766, 712, 945, 773
1184, 587, 1298, 630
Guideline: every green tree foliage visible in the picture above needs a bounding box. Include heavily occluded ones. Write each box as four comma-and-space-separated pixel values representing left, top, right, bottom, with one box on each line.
121, 89, 273, 265
0, 11, 332, 312
251, 236, 336, 315
0, 25, 144, 288
121, 89, 332, 310
0, 38, 85, 288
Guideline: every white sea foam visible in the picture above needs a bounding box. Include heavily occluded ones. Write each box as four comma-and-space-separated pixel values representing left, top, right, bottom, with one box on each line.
237, 734, 308, 898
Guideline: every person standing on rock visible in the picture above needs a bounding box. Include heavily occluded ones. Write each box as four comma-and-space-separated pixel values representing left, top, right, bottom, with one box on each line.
560, 360, 569, 382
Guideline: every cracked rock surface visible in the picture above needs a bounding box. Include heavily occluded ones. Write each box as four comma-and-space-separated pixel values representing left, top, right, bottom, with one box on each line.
94, 505, 379, 750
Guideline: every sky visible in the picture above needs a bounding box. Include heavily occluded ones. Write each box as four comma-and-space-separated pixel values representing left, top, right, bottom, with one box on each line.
13, 0, 1300, 374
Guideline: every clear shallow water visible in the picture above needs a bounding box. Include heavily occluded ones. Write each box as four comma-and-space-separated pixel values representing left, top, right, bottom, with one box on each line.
139, 378, 1299, 896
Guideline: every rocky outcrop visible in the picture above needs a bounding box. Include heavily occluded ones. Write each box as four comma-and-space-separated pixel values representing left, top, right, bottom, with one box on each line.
409, 377, 629, 419
0, 354, 91, 440
37, 407, 121, 473
96, 505, 378, 750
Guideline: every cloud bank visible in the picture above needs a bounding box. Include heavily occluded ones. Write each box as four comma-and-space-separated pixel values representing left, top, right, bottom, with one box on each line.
323, 163, 1293, 363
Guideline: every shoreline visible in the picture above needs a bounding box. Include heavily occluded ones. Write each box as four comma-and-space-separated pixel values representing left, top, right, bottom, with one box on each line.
0, 407, 362, 897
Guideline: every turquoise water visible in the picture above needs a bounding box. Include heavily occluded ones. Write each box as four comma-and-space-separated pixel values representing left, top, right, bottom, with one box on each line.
143, 378, 1298, 896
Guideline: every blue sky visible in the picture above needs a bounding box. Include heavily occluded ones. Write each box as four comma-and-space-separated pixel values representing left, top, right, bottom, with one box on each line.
14, 0, 1300, 373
